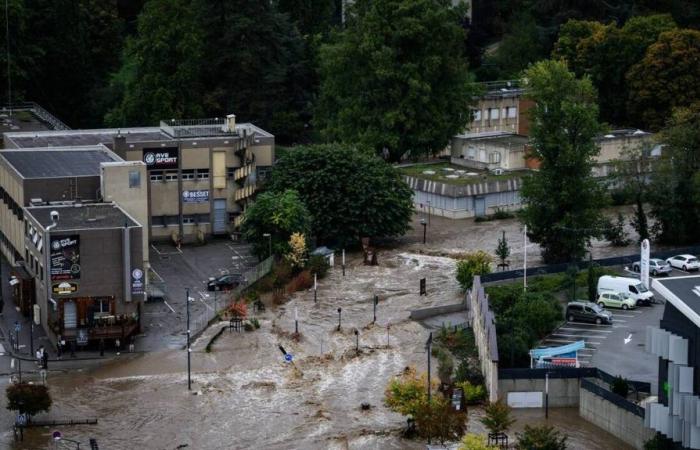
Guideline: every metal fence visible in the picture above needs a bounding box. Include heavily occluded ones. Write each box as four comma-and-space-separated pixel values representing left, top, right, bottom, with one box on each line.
482, 244, 700, 284
581, 378, 645, 417
1, 102, 70, 130
189, 256, 274, 339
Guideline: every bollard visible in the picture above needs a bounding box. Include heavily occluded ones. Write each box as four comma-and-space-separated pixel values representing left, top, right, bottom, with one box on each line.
337, 307, 342, 331
354, 329, 359, 353
373, 295, 378, 323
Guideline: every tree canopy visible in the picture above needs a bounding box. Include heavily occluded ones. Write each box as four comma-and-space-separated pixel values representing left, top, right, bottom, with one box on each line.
267, 144, 414, 246
315, 0, 479, 161
519, 60, 605, 263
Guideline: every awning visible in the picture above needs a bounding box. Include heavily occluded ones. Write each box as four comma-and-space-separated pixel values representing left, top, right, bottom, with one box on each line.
530, 340, 585, 359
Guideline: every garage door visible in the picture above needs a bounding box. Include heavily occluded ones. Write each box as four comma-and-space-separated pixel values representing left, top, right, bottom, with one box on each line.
63, 301, 77, 329
475, 197, 486, 217
212, 199, 227, 234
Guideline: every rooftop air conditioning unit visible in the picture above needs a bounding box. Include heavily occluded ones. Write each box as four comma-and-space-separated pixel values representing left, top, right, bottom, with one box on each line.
492, 168, 504, 176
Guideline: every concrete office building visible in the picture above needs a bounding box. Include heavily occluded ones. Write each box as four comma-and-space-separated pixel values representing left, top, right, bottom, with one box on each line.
3, 115, 275, 242
646, 275, 700, 448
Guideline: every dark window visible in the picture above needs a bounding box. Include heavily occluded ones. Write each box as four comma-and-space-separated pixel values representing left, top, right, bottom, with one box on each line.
129, 170, 141, 188
568, 305, 582, 311
629, 286, 638, 294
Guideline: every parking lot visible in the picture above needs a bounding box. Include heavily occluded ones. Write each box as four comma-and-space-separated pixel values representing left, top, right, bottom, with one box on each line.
138, 239, 258, 351
537, 265, 700, 391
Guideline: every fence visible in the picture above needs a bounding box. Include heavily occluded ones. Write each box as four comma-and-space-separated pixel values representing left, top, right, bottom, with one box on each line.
482, 244, 700, 284
1, 102, 70, 130
499, 367, 651, 393
189, 256, 274, 341
467, 276, 499, 402
581, 378, 645, 417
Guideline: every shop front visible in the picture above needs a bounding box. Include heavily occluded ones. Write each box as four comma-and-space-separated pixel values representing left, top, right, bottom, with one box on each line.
51, 296, 139, 345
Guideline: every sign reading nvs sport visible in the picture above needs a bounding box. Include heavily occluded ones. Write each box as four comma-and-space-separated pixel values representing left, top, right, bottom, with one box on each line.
50, 235, 80, 281
143, 147, 178, 170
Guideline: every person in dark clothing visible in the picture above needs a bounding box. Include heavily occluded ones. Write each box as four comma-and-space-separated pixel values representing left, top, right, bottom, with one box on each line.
56, 339, 62, 359
41, 351, 48, 370
99, 338, 105, 357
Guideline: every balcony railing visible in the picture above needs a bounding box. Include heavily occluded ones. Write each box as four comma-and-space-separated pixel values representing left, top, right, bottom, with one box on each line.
234, 164, 253, 182
234, 183, 257, 201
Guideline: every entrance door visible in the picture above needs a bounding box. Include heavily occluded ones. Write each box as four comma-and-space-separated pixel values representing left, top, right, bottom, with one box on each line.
212, 199, 227, 234
64, 301, 77, 329
474, 197, 486, 217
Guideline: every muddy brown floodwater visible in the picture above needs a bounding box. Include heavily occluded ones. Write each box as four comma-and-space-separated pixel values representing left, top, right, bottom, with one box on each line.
0, 214, 645, 449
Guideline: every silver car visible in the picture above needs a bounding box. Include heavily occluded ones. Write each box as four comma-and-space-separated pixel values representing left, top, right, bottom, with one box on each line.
632, 258, 672, 276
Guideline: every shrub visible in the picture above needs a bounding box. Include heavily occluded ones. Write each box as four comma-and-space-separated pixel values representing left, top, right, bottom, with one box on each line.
273, 261, 294, 288
250, 318, 260, 329
414, 396, 467, 445
611, 376, 630, 398
437, 351, 454, 385
243, 321, 254, 332
272, 288, 286, 305
516, 424, 567, 450
491, 208, 515, 220
458, 433, 498, 450
644, 434, 674, 450
603, 213, 631, 247
6, 383, 52, 418
228, 302, 247, 318
457, 381, 487, 405
480, 401, 515, 435
455, 360, 484, 386
456, 251, 493, 291
284, 232, 308, 270
307, 254, 330, 278
385, 367, 429, 417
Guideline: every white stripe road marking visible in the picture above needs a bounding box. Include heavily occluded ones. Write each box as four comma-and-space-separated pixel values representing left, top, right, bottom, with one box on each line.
163, 301, 176, 313
612, 314, 638, 318
565, 323, 616, 328
551, 334, 609, 340
543, 339, 601, 345
0, 343, 4, 355
559, 327, 613, 333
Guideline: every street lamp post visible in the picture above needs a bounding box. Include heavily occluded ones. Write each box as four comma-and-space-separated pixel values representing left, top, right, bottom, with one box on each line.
373, 295, 378, 324
262, 233, 272, 258
426, 332, 433, 444
186, 288, 191, 391
420, 219, 427, 244
426, 200, 431, 226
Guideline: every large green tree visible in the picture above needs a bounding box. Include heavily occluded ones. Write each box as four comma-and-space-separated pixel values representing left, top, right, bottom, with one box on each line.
267, 144, 414, 246
316, 0, 478, 161
627, 29, 700, 131
519, 60, 605, 263
240, 189, 311, 259
648, 104, 700, 244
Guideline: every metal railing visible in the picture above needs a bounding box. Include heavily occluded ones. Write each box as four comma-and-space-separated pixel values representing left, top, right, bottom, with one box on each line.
581, 378, 645, 417
1, 102, 70, 130
189, 256, 274, 339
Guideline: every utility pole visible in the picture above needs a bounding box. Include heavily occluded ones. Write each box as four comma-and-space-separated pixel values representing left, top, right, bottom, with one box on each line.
426, 332, 433, 444
186, 288, 191, 390
523, 225, 528, 292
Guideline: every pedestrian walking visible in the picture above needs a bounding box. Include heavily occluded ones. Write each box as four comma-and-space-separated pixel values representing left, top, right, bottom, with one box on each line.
128, 336, 135, 353
99, 338, 105, 357
115, 338, 121, 355
35, 348, 42, 366
56, 338, 62, 360
41, 351, 48, 370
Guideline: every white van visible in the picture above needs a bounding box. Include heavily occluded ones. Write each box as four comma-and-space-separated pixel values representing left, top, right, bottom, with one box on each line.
597, 275, 654, 306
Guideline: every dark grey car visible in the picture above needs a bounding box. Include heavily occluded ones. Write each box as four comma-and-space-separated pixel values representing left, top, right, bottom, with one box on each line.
566, 301, 613, 325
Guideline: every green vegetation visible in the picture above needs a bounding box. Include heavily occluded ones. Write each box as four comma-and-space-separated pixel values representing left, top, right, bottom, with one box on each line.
315, 0, 479, 161
398, 163, 528, 186
268, 144, 414, 247
458, 433, 498, 450
6, 383, 52, 420
457, 380, 487, 405
413, 396, 467, 445
495, 231, 511, 268
456, 251, 493, 291
519, 60, 605, 263
611, 376, 630, 398
516, 425, 568, 450
481, 400, 515, 436
307, 254, 330, 279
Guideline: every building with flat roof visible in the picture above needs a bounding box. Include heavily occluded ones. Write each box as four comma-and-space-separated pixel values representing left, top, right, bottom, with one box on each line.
645, 275, 700, 448
23, 203, 144, 347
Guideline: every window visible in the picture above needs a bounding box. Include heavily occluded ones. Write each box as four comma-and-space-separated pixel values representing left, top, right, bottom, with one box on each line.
129, 170, 141, 188
165, 171, 179, 181
182, 216, 195, 224
151, 216, 165, 227
489, 152, 501, 164
196, 169, 210, 180
227, 167, 236, 179
568, 304, 581, 311
507, 106, 517, 118
181, 170, 195, 180
473, 109, 481, 121
39, 265, 43, 282
150, 171, 163, 182
489, 108, 499, 120
629, 286, 638, 294
94, 298, 111, 318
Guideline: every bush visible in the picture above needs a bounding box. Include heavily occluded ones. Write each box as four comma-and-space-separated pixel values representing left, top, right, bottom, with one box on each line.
457, 381, 487, 405
287, 270, 313, 293
6, 383, 52, 418
437, 351, 454, 385
611, 376, 630, 398
228, 302, 247, 318
413, 396, 467, 445
481, 401, 515, 435
458, 433, 498, 450
243, 321, 254, 331
456, 251, 493, 291
385, 367, 429, 417
603, 213, 631, 247
644, 434, 674, 450
307, 254, 330, 278
516, 425, 567, 450
273, 261, 294, 288
455, 360, 484, 386
250, 318, 260, 329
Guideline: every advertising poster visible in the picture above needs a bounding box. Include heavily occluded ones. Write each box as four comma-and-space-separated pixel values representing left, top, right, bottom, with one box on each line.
50, 235, 81, 281
142, 147, 178, 170
182, 190, 209, 203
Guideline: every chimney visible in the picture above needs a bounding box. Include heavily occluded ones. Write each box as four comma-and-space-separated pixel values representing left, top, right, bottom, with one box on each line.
112, 132, 127, 158
226, 114, 236, 133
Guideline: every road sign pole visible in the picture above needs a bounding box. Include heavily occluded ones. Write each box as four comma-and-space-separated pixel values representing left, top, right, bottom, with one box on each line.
186, 288, 191, 391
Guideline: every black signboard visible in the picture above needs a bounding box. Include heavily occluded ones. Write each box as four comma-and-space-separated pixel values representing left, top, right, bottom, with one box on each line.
131, 268, 144, 296
143, 147, 178, 170
50, 235, 81, 281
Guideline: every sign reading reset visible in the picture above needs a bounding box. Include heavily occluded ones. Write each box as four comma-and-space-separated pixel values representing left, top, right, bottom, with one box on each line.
182, 190, 209, 203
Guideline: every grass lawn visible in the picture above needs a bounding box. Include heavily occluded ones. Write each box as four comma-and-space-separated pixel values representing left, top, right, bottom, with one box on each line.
397, 162, 530, 185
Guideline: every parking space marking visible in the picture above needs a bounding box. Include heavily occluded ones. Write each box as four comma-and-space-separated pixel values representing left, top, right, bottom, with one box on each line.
150, 268, 165, 283
163, 301, 176, 313
551, 333, 608, 340
560, 326, 613, 333
544, 338, 601, 345
611, 313, 638, 318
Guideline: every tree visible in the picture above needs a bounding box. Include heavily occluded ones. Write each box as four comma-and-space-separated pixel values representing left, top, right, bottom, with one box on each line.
519, 60, 605, 263
105, 0, 205, 126
480, 400, 515, 436
648, 105, 700, 244
316, 0, 479, 161
603, 213, 631, 247
481, 12, 547, 80
413, 396, 467, 445
516, 425, 568, 450
611, 375, 630, 397
456, 251, 493, 291
384, 367, 437, 417
267, 144, 414, 247
241, 189, 311, 259
6, 383, 52, 420
627, 29, 700, 131
275, 0, 339, 37
459, 433, 498, 450
285, 232, 308, 270
495, 231, 510, 269
587, 260, 597, 303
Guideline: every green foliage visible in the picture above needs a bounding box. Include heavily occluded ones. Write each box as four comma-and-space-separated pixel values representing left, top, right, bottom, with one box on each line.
644, 433, 675, 450
519, 60, 605, 263
315, 0, 480, 161
611, 376, 630, 398
436, 350, 454, 384
458, 433, 498, 450
516, 425, 568, 450
648, 105, 700, 244
457, 381, 487, 405
6, 383, 52, 417
250, 317, 261, 329
413, 396, 467, 445
436, 325, 477, 360
495, 231, 510, 267
481, 401, 515, 435
627, 29, 700, 131
275, 0, 339, 37
603, 213, 631, 247
268, 144, 414, 247
384, 367, 430, 417
611, 143, 655, 243
307, 254, 330, 279
241, 190, 311, 259
455, 360, 485, 386
587, 261, 598, 303
456, 251, 493, 291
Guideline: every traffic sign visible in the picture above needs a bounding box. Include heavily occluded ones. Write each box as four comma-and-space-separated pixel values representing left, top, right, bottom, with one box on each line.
14, 321, 20, 332
16, 413, 27, 426
52, 430, 62, 440
284, 353, 293, 363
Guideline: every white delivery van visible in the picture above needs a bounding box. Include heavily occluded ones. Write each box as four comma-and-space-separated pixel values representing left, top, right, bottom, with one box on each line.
597, 275, 654, 306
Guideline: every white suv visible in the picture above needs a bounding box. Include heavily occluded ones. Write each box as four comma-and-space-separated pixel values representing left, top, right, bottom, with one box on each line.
666, 254, 700, 272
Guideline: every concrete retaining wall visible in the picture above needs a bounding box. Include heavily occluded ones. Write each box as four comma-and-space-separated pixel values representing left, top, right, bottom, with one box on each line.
580, 388, 654, 449
468, 277, 499, 403
498, 378, 581, 407
409, 302, 467, 321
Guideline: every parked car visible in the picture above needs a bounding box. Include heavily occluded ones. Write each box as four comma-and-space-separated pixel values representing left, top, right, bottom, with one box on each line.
666, 254, 700, 272
632, 258, 672, 276
207, 273, 244, 291
566, 301, 613, 325
597, 291, 637, 310
146, 284, 166, 302
597, 275, 655, 306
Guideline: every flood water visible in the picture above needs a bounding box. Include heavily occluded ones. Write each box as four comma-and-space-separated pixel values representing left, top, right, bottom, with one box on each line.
0, 247, 634, 449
